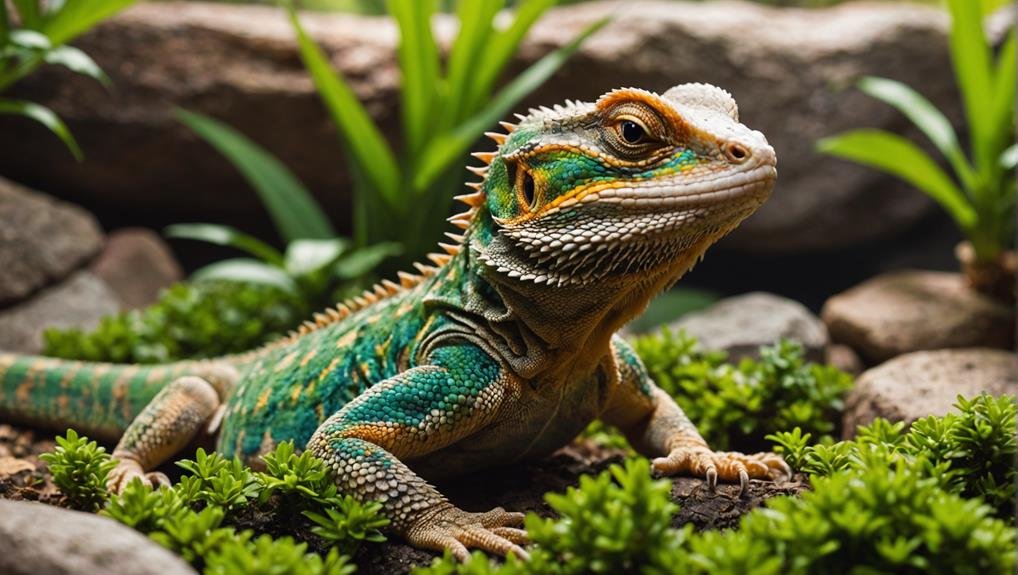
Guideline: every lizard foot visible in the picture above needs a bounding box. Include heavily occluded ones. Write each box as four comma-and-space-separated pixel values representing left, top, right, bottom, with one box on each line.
406, 504, 529, 562
106, 457, 171, 493
652, 447, 791, 496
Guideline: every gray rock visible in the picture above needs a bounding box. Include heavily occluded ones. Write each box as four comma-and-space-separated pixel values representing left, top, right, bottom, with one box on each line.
91, 228, 183, 310
0, 271, 120, 354
0, 499, 196, 575
0, 176, 103, 306
842, 348, 1018, 437
822, 270, 1015, 364
0, 1, 967, 252
669, 292, 828, 362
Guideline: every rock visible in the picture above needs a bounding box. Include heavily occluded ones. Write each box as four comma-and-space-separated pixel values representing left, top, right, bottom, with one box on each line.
0, 271, 120, 354
842, 348, 1018, 436
825, 344, 863, 376
0, 1, 967, 252
0, 176, 103, 306
669, 292, 828, 362
0, 499, 196, 575
822, 270, 1015, 364
90, 228, 183, 310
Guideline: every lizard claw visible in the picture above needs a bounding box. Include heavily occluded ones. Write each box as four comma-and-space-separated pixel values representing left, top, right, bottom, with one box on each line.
406, 504, 529, 562
106, 457, 171, 493
653, 447, 789, 497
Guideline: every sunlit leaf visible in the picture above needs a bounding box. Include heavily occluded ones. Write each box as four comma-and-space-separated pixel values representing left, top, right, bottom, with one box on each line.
44, 45, 109, 87
191, 258, 299, 294
165, 223, 284, 266
9, 29, 50, 49
175, 108, 335, 242
334, 242, 401, 279
442, 0, 501, 128
284, 238, 351, 277
388, 0, 440, 161
946, 0, 994, 173
0, 98, 82, 160
1001, 144, 1018, 170
38, 0, 136, 46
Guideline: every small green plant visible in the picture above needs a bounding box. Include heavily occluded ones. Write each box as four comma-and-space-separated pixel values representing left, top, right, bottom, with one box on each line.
303, 497, 389, 554
205, 535, 356, 575
631, 330, 853, 451
39, 428, 117, 511
0, 0, 135, 158
175, 449, 261, 514
819, 0, 1015, 276
43, 280, 306, 363
258, 440, 340, 505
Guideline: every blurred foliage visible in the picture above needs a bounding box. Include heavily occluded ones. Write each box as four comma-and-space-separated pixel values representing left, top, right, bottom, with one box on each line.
43, 280, 307, 363
0, 0, 135, 158
819, 0, 1015, 264
629, 330, 853, 451
627, 287, 719, 333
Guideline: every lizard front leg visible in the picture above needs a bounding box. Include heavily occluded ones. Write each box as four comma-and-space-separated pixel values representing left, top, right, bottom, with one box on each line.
601, 336, 789, 494
107, 363, 237, 492
307, 344, 528, 561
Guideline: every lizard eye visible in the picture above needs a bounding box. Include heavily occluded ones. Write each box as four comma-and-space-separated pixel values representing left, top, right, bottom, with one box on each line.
619, 120, 646, 144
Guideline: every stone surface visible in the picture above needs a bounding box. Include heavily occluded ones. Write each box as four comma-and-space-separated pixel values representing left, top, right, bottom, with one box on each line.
0, 176, 103, 306
90, 228, 183, 310
842, 348, 1018, 437
670, 291, 828, 362
0, 271, 120, 354
0, 1, 969, 252
0, 499, 196, 575
825, 343, 864, 376
822, 270, 1015, 364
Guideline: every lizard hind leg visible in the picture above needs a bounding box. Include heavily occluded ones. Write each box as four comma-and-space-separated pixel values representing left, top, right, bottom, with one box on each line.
107, 365, 236, 493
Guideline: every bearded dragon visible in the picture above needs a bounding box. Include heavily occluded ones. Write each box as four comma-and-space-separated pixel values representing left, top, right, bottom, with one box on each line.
0, 83, 784, 560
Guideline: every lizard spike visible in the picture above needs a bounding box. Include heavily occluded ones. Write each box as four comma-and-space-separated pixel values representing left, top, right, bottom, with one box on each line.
464, 181, 483, 191
499, 121, 517, 133
302, 320, 316, 331
413, 262, 437, 275
397, 271, 418, 287
466, 165, 488, 176
352, 296, 369, 307
444, 232, 465, 243
514, 113, 527, 122
336, 303, 351, 314
484, 131, 507, 144
427, 252, 452, 266
438, 242, 460, 255
470, 151, 496, 164
450, 218, 471, 230
453, 192, 485, 207
373, 284, 388, 298
381, 279, 400, 294
313, 312, 330, 326
326, 307, 343, 320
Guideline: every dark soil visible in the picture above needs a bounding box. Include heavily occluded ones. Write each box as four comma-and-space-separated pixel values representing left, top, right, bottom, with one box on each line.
0, 424, 808, 574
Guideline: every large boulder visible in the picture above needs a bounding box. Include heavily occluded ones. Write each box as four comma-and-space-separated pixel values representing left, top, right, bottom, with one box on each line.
0, 1, 964, 252
668, 291, 828, 362
842, 348, 1018, 436
90, 228, 183, 310
822, 270, 1015, 364
0, 499, 196, 575
0, 176, 103, 306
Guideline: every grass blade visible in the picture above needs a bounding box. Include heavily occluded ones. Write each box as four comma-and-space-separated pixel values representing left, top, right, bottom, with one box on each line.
175, 108, 336, 242
946, 0, 994, 173
990, 30, 1015, 155
191, 258, 299, 294
285, 4, 402, 212
10, 0, 41, 29
857, 76, 976, 193
387, 0, 439, 162
414, 16, 608, 191
39, 0, 136, 46
443, 0, 502, 127
43, 45, 110, 87
165, 223, 285, 266
818, 129, 975, 230
0, 98, 82, 160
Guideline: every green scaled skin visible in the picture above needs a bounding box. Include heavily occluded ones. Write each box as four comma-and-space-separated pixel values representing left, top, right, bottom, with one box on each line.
0, 83, 787, 561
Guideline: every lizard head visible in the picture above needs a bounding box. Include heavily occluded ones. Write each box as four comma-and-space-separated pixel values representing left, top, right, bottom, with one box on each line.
459, 83, 776, 295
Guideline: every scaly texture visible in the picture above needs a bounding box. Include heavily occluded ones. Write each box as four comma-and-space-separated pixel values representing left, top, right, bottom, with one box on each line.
0, 83, 787, 560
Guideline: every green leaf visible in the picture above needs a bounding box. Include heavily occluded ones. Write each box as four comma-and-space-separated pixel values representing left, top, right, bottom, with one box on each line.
9, 29, 50, 49
175, 108, 335, 242
10, 0, 41, 30
857, 76, 976, 193
1001, 144, 1018, 170
0, 98, 82, 160
990, 30, 1016, 154
38, 0, 136, 46
414, 16, 609, 191
818, 129, 976, 230
946, 0, 994, 173
284, 238, 350, 277
284, 4, 402, 212
44, 45, 110, 87
165, 223, 284, 266
191, 258, 299, 294
334, 242, 401, 279
442, 0, 501, 128
387, 0, 440, 161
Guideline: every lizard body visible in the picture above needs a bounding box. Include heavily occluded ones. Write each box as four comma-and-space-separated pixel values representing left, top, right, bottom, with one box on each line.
0, 83, 783, 559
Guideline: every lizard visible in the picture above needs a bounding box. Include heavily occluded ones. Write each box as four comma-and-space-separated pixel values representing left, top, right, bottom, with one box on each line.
0, 82, 785, 561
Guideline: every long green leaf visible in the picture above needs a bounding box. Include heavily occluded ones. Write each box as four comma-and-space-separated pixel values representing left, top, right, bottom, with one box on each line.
165, 223, 285, 266
285, 5, 402, 212
857, 76, 976, 193
11, 0, 41, 30
0, 98, 82, 160
38, 0, 136, 46
443, 0, 502, 127
175, 108, 336, 242
284, 238, 350, 277
191, 258, 299, 294
465, 0, 557, 114
414, 16, 608, 191
334, 242, 401, 279
44, 45, 110, 87
947, 0, 994, 173
388, 0, 440, 162
818, 129, 976, 230
990, 30, 1016, 155
0, 3, 8, 45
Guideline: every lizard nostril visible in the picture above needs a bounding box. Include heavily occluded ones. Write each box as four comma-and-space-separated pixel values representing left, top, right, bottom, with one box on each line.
724, 142, 750, 163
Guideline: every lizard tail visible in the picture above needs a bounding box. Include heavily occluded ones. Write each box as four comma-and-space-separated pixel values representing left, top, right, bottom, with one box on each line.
0, 353, 217, 442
